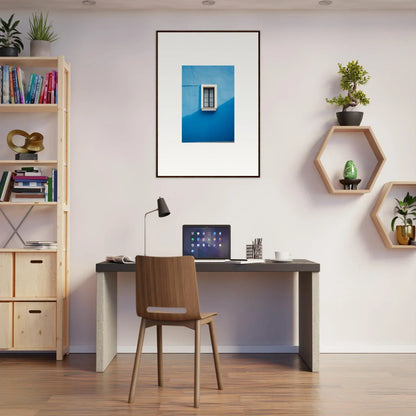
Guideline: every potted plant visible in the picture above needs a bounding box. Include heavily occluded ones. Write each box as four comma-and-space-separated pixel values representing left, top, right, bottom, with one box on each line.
326, 60, 370, 126
0, 14, 24, 56
27, 12, 58, 57
391, 192, 416, 245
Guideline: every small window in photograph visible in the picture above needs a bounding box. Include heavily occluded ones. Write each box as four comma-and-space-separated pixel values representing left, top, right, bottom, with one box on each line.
201, 84, 217, 111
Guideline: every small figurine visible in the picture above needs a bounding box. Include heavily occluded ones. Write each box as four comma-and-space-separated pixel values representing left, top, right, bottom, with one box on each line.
339, 160, 361, 190
7, 129, 44, 160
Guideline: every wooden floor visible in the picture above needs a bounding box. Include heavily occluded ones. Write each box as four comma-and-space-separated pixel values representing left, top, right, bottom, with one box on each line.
0, 353, 415, 415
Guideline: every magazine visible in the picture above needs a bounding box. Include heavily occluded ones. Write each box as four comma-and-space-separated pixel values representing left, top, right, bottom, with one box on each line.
106, 255, 135, 264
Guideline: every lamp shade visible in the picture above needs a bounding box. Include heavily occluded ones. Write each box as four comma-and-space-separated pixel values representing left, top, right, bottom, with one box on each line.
157, 197, 170, 217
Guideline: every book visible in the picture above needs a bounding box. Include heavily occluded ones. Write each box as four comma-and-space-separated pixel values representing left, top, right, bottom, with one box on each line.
16, 67, 25, 103
0, 172, 13, 201
34, 75, 44, 103
12, 193, 45, 198
41, 75, 49, 104
47, 177, 52, 202
2, 65, 9, 103
53, 168, 57, 202
11, 67, 19, 104
106, 255, 135, 264
12, 187, 45, 193
0, 171, 7, 196
8, 67, 14, 104
13, 175, 48, 181
25, 73, 35, 103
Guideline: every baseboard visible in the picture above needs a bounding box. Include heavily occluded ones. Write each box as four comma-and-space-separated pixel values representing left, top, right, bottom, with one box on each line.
117, 345, 299, 354
322, 345, 416, 353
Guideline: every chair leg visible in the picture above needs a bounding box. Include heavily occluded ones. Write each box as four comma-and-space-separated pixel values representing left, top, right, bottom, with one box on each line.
208, 320, 223, 390
194, 320, 201, 408
157, 325, 163, 387
128, 318, 147, 403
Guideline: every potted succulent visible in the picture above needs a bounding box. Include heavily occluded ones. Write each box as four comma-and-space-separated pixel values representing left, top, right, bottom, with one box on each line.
0, 14, 24, 56
391, 192, 416, 245
27, 12, 58, 57
326, 60, 370, 126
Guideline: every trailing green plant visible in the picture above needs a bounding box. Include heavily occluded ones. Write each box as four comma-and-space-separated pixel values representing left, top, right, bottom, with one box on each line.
0, 14, 24, 53
326, 60, 370, 111
391, 192, 416, 231
27, 12, 58, 42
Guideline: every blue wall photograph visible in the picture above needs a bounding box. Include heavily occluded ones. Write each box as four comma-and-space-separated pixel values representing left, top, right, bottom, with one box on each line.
182, 65, 235, 143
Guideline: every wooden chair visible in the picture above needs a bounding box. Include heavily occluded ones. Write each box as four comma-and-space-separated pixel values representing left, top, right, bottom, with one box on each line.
128, 255, 223, 408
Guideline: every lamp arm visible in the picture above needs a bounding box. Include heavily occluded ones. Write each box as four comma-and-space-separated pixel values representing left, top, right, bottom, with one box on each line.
144, 208, 158, 256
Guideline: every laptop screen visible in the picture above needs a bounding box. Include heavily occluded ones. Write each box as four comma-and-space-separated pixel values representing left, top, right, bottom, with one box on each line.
182, 225, 231, 259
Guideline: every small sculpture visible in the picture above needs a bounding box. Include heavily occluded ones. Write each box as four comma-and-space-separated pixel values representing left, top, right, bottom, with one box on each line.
339, 160, 361, 190
7, 129, 44, 160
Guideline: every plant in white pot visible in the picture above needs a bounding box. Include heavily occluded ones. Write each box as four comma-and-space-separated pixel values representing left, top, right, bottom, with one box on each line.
27, 12, 58, 57
326, 60, 370, 126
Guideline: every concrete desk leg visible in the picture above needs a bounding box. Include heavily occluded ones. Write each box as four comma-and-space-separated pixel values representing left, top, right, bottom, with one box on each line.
298, 271, 319, 372
96, 271, 118, 372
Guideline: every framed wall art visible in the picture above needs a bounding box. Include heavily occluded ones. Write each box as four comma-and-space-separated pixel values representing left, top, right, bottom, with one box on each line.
156, 30, 260, 177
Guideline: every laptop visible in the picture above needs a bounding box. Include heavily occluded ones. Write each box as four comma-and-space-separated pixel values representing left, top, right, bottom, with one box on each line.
182, 224, 231, 261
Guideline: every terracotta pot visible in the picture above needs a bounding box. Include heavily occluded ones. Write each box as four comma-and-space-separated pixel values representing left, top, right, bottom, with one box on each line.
396, 225, 415, 245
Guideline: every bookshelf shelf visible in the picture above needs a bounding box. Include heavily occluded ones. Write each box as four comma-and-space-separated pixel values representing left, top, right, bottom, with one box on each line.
0, 104, 58, 113
0, 160, 58, 166
0, 56, 70, 360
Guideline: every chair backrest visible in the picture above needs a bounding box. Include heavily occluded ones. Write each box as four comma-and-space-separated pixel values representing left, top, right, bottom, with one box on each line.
135, 255, 202, 321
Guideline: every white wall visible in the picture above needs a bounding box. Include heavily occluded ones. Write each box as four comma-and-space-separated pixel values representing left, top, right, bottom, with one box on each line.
2, 9, 416, 353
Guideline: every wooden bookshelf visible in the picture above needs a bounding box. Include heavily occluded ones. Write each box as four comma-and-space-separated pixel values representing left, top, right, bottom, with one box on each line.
0, 56, 70, 359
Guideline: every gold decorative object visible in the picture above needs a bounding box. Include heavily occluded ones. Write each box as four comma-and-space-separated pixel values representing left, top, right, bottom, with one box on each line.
7, 129, 44, 154
396, 225, 415, 245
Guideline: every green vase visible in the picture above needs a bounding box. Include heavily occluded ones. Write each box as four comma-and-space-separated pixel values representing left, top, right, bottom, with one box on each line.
344, 160, 357, 180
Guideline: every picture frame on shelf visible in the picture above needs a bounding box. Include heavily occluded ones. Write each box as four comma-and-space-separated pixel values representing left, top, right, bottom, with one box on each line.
156, 30, 260, 177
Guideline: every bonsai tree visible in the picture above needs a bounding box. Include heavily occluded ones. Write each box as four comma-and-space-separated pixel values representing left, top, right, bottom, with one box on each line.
391, 192, 416, 231
326, 60, 370, 111
27, 12, 58, 43
0, 14, 24, 53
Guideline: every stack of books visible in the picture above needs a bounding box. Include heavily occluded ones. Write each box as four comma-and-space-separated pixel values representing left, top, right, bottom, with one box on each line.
0, 167, 58, 202
24, 241, 57, 250
0, 66, 58, 104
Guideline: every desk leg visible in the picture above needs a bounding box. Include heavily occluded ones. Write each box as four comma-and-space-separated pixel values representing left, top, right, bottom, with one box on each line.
96, 271, 118, 372
298, 271, 319, 372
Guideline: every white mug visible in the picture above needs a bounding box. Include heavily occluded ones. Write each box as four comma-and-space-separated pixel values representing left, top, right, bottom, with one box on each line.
274, 251, 292, 261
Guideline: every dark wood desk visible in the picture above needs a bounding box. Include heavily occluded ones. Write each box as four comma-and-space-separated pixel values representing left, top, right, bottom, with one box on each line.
96, 259, 320, 372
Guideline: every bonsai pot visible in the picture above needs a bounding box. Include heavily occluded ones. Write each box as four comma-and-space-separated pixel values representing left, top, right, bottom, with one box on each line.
0, 46, 19, 56
336, 111, 363, 126
30, 40, 51, 57
396, 225, 415, 245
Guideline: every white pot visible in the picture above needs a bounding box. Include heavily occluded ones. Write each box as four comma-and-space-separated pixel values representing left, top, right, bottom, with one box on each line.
30, 40, 51, 57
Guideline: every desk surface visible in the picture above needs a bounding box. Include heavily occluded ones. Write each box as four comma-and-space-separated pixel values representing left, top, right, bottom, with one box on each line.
96, 259, 320, 273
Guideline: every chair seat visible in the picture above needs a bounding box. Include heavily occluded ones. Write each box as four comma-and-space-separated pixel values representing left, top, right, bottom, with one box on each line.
201, 312, 217, 319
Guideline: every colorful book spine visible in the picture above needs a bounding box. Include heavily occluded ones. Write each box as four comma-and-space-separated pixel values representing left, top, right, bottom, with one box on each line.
12, 67, 20, 104
34, 75, 44, 104
53, 168, 57, 202
0, 172, 13, 202
25, 73, 35, 103
42, 75, 49, 104
3, 66, 9, 103
47, 177, 52, 202
0, 171, 7, 195
13, 175, 48, 181
8, 67, 15, 104
16, 67, 25, 103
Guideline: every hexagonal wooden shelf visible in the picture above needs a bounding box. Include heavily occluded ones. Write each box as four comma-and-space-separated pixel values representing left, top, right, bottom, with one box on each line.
314, 126, 386, 194
370, 181, 416, 249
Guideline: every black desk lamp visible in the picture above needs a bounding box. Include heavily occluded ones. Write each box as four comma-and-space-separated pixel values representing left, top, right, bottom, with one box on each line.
144, 197, 170, 255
